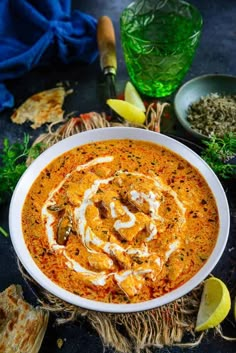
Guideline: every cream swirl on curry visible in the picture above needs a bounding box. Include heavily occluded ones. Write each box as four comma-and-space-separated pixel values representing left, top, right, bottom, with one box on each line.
22, 140, 219, 303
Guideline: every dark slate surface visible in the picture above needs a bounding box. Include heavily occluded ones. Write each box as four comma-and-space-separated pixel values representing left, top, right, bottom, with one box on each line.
0, 1, 236, 352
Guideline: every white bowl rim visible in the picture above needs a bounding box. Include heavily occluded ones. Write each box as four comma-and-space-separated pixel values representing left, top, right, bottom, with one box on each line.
9, 127, 230, 313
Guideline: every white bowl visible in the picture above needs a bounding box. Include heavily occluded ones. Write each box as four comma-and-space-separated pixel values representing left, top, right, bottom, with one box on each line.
9, 127, 230, 313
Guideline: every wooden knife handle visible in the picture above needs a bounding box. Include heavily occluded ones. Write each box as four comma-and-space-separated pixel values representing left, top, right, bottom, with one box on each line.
97, 16, 117, 73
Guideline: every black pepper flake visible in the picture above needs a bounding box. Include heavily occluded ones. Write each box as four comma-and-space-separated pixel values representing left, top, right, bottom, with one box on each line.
201, 199, 207, 205
177, 164, 184, 170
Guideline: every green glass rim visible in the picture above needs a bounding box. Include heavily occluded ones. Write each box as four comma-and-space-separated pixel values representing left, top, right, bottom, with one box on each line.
120, 0, 203, 45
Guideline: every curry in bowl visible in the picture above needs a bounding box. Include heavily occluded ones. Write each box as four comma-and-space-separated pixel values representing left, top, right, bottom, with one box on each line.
22, 138, 219, 304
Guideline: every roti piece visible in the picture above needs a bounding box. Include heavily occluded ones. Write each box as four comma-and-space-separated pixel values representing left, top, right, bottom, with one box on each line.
0, 284, 49, 353
11, 87, 69, 129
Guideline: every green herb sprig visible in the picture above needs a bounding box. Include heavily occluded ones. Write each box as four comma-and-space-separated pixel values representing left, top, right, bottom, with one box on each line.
0, 134, 42, 204
201, 133, 236, 178
0, 226, 8, 237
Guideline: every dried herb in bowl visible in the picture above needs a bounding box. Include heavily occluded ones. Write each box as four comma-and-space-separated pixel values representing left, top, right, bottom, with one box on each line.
187, 93, 236, 138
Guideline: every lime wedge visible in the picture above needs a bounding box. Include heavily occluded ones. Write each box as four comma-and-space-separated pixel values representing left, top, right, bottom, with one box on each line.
107, 99, 146, 124
124, 81, 146, 112
195, 277, 231, 331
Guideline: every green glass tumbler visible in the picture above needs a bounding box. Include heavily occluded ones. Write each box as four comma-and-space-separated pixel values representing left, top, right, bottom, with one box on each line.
120, 0, 203, 97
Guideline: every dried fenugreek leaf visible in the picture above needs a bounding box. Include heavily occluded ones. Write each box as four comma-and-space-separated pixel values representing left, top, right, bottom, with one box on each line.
187, 93, 236, 137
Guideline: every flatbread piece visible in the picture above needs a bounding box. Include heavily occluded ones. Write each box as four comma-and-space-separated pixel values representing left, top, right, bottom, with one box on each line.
0, 284, 49, 353
11, 87, 68, 129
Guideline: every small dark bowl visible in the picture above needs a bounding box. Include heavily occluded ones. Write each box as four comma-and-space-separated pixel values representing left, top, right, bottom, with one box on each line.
174, 74, 236, 140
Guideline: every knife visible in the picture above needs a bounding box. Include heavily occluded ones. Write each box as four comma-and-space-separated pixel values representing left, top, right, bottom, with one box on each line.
97, 16, 123, 122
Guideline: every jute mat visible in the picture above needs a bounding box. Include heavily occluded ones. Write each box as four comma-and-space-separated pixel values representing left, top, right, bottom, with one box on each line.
21, 107, 235, 352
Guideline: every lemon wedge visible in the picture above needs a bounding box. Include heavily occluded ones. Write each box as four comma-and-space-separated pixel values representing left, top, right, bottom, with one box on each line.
195, 277, 231, 332
124, 81, 146, 112
234, 296, 236, 321
107, 99, 146, 124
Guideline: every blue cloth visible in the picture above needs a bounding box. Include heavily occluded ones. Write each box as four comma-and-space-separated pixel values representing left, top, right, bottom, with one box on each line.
0, 0, 98, 112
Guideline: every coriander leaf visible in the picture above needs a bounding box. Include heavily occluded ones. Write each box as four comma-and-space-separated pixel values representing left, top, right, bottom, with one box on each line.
201, 133, 236, 179
0, 226, 8, 237
0, 134, 42, 204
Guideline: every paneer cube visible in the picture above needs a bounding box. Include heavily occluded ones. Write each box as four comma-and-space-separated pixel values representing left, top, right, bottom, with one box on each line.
88, 253, 114, 271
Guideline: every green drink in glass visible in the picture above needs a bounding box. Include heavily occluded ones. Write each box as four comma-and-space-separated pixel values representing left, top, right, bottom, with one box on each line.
120, 0, 203, 97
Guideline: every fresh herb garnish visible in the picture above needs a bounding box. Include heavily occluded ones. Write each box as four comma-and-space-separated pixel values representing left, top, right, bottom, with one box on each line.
0, 226, 8, 237
0, 134, 42, 204
201, 133, 236, 178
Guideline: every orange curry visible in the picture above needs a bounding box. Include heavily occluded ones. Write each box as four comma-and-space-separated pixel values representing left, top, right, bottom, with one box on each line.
22, 140, 219, 303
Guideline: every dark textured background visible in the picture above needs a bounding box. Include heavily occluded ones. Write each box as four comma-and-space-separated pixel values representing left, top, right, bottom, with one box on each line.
0, 1, 235, 352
